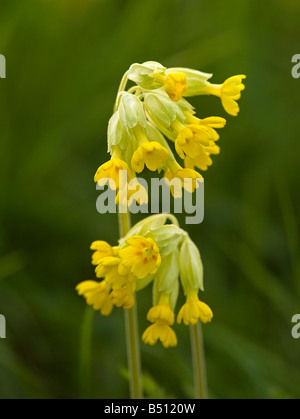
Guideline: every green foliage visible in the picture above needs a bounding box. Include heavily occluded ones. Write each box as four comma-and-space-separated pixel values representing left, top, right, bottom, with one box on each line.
0, 0, 299, 399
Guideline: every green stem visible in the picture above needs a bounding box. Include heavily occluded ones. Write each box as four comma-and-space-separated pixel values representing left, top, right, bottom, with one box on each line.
118, 211, 143, 399
114, 70, 129, 112
190, 322, 208, 399
79, 306, 95, 398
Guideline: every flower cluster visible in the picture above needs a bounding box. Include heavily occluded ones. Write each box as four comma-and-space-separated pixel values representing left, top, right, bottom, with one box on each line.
77, 214, 213, 348
95, 61, 246, 200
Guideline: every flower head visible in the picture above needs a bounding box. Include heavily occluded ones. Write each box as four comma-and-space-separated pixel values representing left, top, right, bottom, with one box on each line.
120, 236, 161, 279
77, 215, 214, 347
131, 142, 170, 173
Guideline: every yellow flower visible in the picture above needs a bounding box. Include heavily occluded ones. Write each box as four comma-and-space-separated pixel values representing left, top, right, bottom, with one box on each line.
94, 158, 132, 190
76, 280, 113, 316
131, 142, 170, 173
164, 72, 188, 102
94, 256, 136, 309
116, 178, 149, 207
177, 289, 213, 325
120, 236, 161, 279
110, 268, 136, 310
90, 240, 115, 266
164, 165, 202, 197
185, 143, 220, 171
111, 284, 135, 310
95, 256, 121, 281
205, 75, 246, 116
143, 291, 178, 349
146, 293, 175, 325
175, 125, 212, 159
142, 320, 177, 348
184, 114, 227, 142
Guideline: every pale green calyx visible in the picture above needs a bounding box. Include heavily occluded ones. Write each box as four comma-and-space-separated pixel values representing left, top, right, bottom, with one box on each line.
148, 225, 184, 256
107, 111, 130, 152
166, 67, 213, 96
153, 251, 180, 306
179, 235, 204, 293
118, 92, 147, 132
127, 61, 166, 89
144, 91, 185, 133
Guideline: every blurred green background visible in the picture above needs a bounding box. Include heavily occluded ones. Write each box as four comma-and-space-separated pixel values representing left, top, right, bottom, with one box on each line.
0, 0, 300, 399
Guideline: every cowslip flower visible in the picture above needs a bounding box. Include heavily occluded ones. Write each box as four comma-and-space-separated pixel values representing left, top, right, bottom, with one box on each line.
184, 143, 220, 172
203, 75, 246, 116
76, 280, 113, 316
177, 289, 213, 325
166, 67, 246, 116
119, 236, 161, 279
142, 293, 177, 348
131, 141, 170, 173
94, 158, 133, 190
164, 162, 203, 198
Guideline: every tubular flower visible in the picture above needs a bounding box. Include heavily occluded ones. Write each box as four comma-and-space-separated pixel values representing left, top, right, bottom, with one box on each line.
184, 113, 227, 142
116, 181, 149, 208
119, 236, 161, 279
147, 293, 175, 325
164, 163, 202, 197
76, 280, 113, 316
142, 320, 177, 348
95, 256, 136, 310
131, 142, 170, 173
185, 143, 220, 172
143, 293, 177, 348
90, 240, 115, 266
111, 274, 136, 310
174, 124, 212, 160
163, 72, 188, 102
94, 158, 132, 190
177, 289, 213, 325
204, 75, 246, 116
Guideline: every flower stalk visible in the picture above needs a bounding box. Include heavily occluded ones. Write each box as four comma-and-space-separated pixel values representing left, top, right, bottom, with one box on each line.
190, 323, 208, 399
118, 211, 143, 400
